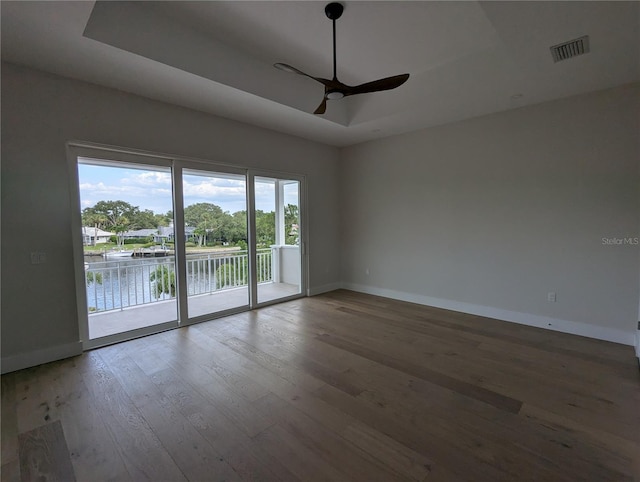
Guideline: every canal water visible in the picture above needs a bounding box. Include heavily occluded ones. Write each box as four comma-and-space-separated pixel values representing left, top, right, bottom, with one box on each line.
84, 251, 256, 313
84, 256, 176, 312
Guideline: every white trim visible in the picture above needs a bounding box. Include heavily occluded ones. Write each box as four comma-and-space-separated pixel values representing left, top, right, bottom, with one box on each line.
342, 283, 636, 346
67, 141, 308, 181
247, 172, 258, 308
1, 341, 83, 374
66, 145, 91, 344
308, 282, 343, 296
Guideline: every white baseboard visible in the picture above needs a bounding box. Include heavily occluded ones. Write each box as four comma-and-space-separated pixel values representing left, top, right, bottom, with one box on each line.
1, 341, 83, 374
308, 282, 343, 297
342, 283, 636, 347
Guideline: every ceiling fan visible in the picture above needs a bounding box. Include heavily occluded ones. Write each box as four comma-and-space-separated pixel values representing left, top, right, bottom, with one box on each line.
274, 2, 410, 115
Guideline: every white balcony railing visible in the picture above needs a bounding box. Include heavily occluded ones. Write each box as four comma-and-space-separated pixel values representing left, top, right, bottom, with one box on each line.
85, 249, 272, 314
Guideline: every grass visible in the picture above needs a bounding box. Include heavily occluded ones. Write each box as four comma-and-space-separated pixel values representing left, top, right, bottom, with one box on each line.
83, 242, 151, 253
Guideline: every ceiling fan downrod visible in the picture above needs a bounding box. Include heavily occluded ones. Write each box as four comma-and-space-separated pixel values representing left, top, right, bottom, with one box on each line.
325, 2, 343, 82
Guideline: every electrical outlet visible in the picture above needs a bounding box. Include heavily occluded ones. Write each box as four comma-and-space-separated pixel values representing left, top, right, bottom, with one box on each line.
30, 251, 47, 264
547, 292, 556, 302
365, 268, 370, 276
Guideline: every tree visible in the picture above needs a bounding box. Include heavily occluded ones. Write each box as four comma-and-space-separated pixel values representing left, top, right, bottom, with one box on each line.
184, 203, 224, 247
112, 216, 130, 247
83, 200, 139, 229
150, 265, 176, 298
229, 211, 248, 245
255, 210, 275, 247
215, 260, 247, 289
85, 271, 102, 286
284, 204, 299, 245
154, 213, 172, 227
131, 209, 159, 229
82, 212, 108, 246
82, 200, 139, 246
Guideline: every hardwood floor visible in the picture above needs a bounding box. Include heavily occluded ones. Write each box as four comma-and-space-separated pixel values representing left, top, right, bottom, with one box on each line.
2, 290, 639, 481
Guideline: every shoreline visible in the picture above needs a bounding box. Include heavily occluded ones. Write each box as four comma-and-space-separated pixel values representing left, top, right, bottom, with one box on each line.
84, 246, 244, 258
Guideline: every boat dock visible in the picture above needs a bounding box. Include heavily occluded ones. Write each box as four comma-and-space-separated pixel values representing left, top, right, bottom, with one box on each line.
132, 248, 173, 258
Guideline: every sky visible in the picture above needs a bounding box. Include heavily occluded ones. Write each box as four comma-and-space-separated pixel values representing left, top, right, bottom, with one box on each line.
78, 162, 298, 215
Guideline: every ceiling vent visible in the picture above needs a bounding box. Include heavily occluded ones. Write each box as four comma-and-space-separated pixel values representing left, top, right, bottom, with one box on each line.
550, 36, 590, 63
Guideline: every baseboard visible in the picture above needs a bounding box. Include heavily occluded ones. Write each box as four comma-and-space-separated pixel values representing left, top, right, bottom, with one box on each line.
342, 283, 635, 346
1, 341, 83, 374
308, 282, 343, 296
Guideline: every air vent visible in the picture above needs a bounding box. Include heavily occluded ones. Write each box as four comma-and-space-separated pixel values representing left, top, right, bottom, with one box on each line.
550, 36, 590, 63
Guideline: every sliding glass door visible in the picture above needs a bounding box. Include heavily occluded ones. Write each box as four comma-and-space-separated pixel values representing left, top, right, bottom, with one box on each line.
252, 174, 303, 306
74, 154, 179, 345
179, 168, 250, 322
71, 144, 306, 347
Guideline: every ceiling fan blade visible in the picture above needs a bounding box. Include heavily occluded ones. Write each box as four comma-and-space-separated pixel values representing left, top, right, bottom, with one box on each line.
274, 63, 310, 76
346, 73, 410, 96
274, 63, 332, 87
313, 97, 327, 115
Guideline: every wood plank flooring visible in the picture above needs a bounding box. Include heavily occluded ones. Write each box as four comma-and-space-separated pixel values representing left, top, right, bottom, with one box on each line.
2, 290, 639, 481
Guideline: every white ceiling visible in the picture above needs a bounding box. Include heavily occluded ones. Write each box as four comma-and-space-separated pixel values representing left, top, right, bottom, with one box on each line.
2, 1, 639, 147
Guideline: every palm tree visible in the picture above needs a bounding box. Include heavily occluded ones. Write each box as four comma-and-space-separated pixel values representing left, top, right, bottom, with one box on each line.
113, 216, 130, 248
84, 212, 108, 246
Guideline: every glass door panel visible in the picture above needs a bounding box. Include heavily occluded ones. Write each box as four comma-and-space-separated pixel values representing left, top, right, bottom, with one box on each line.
254, 176, 302, 304
77, 158, 178, 340
182, 169, 249, 319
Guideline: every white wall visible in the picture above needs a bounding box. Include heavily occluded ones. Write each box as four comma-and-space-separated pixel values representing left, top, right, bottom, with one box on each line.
279, 246, 301, 285
2, 61, 638, 371
1, 62, 341, 370
340, 84, 640, 345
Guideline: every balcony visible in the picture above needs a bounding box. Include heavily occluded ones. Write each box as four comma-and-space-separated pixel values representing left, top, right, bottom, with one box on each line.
85, 248, 300, 339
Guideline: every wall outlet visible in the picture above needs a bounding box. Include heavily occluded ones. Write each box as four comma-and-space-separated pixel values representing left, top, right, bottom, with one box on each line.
365, 268, 370, 276
547, 292, 556, 302
30, 251, 47, 264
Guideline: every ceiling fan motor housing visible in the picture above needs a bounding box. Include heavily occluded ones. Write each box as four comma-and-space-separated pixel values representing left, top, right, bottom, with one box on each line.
325, 3, 344, 20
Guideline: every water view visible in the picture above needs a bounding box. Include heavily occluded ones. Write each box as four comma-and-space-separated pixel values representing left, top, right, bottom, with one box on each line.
85, 250, 272, 313
78, 158, 301, 342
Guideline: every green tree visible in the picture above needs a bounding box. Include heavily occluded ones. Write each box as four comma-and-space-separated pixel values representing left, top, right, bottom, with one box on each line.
184, 203, 224, 247
255, 210, 275, 247
85, 271, 102, 286
150, 265, 176, 298
227, 211, 247, 245
284, 204, 299, 245
213, 253, 270, 287
82, 212, 108, 246
83, 200, 139, 229
113, 216, 131, 247
215, 260, 247, 289
131, 209, 159, 229
83, 200, 139, 247
154, 213, 172, 227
